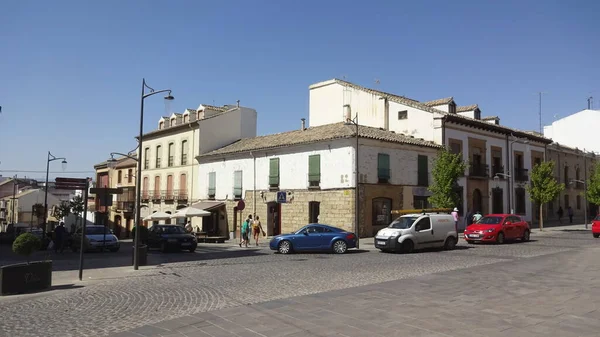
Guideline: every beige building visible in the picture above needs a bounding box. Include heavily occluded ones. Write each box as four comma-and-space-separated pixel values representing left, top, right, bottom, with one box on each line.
0, 188, 60, 227
138, 103, 257, 228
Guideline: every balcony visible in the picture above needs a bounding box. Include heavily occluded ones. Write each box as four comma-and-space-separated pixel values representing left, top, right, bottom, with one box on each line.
117, 201, 135, 212
155, 158, 162, 169
141, 191, 150, 202
168, 156, 174, 167
151, 191, 161, 201
144, 160, 149, 170
181, 154, 188, 166
514, 168, 529, 182
164, 190, 175, 201
491, 165, 504, 177
469, 163, 489, 178
174, 189, 188, 201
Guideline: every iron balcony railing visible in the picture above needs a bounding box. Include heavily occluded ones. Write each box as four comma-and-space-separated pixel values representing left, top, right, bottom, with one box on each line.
469, 163, 489, 178
514, 168, 529, 182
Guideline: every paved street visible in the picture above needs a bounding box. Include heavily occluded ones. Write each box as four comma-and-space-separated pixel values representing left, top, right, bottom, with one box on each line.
0, 228, 599, 337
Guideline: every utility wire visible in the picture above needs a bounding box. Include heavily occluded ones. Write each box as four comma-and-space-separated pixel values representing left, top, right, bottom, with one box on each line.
0, 170, 95, 174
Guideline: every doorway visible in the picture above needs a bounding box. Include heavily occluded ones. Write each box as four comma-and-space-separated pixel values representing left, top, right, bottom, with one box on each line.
491, 188, 503, 214
309, 202, 320, 223
472, 189, 483, 213
267, 202, 281, 236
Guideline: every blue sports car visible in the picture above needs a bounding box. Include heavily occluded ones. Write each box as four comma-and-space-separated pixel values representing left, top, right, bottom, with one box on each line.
269, 224, 357, 254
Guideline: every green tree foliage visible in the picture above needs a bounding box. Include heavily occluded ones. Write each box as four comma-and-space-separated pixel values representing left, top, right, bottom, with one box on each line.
526, 161, 564, 230
12, 232, 42, 263
53, 201, 71, 220
428, 148, 466, 209
586, 164, 600, 211
69, 195, 85, 218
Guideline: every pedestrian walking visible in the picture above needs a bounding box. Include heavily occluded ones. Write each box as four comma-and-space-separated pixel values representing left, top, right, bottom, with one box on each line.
239, 214, 251, 248
464, 209, 474, 230
473, 211, 483, 223
252, 216, 265, 246
568, 206, 574, 224
54, 222, 66, 253
451, 207, 459, 232
557, 206, 564, 224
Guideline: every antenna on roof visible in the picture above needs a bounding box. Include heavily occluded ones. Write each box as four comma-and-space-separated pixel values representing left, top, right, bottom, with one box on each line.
536, 92, 547, 134
588, 96, 593, 109
374, 79, 380, 87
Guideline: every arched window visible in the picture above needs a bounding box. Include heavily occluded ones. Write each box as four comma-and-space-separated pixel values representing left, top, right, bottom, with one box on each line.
372, 197, 392, 227
472, 189, 482, 213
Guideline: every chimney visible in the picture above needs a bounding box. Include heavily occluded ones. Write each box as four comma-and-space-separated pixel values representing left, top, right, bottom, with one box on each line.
301, 118, 306, 130
236, 100, 240, 108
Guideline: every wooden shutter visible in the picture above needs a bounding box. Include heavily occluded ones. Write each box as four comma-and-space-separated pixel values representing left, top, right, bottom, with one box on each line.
233, 171, 242, 198
208, 172, 216, 196
418, 155, 428, 186
308, 155, 320, 183
377, 153, 390, 179
269, 158, 280, 186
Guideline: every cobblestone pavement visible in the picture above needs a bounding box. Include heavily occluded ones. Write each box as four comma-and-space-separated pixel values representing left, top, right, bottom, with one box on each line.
0, 230, 598, 337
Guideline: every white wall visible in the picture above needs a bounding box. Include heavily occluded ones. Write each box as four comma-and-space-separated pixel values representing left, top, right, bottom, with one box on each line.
198, 107, 257, 155
543, 109, 600, 153
197, 140, 356, 199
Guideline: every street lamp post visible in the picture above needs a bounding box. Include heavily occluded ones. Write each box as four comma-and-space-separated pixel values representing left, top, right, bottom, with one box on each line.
134, 79, 174, 270
344, 113, 360, 248
43, 152, 67, 235
570, 179, 588, 229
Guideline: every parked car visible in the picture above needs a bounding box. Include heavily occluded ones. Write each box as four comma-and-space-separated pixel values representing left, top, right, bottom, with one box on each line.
148, 225, 197, 252
464, 214, 530, 244
269, 224, 357, 254
374, 212, 458, 253
592, 215, 600, 238
70, 225, 120, 252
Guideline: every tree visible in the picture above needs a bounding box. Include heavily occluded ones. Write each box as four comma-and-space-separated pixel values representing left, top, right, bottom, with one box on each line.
586, 163, 600, 213
13, 232, 41, 263
428, 148, 467, 209
69, 195, 85, 226
53, 201, 71, 221
32, 203, 45, 225
526, 161, 564, 231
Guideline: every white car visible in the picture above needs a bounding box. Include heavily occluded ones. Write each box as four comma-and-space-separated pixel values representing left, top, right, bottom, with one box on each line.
71, 225, 120, 252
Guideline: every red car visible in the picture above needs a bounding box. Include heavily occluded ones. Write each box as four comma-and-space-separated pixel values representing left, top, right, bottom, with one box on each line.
592, 215, 600, 238
464, 214, 530, 244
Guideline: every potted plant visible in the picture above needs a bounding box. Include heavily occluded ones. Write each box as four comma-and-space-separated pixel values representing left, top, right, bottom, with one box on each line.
0, 232, 52, 296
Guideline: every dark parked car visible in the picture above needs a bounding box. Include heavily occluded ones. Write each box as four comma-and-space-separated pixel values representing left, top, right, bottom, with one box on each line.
269, 224, 357, 254
148, 225, 197, 252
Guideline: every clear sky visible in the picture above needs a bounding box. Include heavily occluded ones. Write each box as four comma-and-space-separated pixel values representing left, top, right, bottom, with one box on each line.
1, 0, 598, 181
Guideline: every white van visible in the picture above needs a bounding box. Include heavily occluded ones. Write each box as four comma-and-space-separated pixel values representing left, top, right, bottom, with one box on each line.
374, 212, 458, 253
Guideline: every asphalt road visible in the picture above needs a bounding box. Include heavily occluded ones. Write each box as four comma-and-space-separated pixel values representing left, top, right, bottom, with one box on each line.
0, 231, 598, 337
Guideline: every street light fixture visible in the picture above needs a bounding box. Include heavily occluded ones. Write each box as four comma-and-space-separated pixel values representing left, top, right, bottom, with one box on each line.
570, 179, 588, 229
134, 79, 174, 270
43, 152, 67, 235
344, 111, 360, 249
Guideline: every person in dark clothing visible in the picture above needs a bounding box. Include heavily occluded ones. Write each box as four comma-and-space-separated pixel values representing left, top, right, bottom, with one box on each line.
557, 206, 564, 224
464, 209, 474, 230
54, 222, 66, 253
567, 206, 574, 224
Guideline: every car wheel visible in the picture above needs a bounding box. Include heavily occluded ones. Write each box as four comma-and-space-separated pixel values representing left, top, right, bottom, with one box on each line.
278, 240, 292, 254
444, 237, 457, 250
593, 234, 599, 238
332, 240, 348, 254
521, 230, 531, 242
496, 232, 505, 244
401, 240, 414, 254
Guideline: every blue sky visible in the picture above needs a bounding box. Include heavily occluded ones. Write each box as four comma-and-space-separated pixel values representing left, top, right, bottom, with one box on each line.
1, 0, 598, 180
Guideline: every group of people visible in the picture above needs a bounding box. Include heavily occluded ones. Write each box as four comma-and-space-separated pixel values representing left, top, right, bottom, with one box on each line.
239, 214, 265, 248
451, 207, 482, 230
556, 206, 575, 224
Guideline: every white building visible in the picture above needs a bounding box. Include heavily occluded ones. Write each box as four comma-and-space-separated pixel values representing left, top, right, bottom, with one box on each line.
309, 79, 553, 222
197, 122, 441, 238
543, 109, 600, 154
0, 189, 61, 227
138, 102, 257, 227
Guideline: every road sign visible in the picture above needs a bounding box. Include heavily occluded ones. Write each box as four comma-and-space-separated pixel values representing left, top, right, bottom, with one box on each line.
55, 177, 89, 190
237, 200, 245, 211
90, 187, 123, 195
276, 191, 287, 203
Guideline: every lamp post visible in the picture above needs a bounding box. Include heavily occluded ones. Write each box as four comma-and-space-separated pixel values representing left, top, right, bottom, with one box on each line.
134, 79, 174, 270
344, 113, 360, 248
43, 152, 67, 235
570, 179, 588, 229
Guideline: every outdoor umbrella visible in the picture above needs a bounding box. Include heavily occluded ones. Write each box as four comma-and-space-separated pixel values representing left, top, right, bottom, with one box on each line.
143, 211, 172, 221
171, 207, 211, 218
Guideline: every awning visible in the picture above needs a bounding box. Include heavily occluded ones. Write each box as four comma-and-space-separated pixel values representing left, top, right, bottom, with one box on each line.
190, 201, 225, 211
47, 216, 59, 222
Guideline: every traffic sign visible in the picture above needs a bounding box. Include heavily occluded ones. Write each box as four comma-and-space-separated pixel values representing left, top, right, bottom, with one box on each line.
55, 177, 89, 191
276, 191, 286, 203
237, 200, 245, 211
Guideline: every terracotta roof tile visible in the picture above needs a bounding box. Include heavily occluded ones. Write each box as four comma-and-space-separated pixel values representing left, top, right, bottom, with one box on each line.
200, 122, 441, 158
456, 104, 479, 112
200, 104, 228, 112
423, 97, 454, 107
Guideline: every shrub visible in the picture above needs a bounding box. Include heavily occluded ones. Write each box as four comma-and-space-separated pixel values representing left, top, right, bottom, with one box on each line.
12, 233, 42, 263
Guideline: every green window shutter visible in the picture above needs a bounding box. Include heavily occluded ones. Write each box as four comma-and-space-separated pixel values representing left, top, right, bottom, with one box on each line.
308, 155, 321, 182
418, 155, 428, 186
269, 158, 280, 186
377, 153, 390, 180
208, 172, 216, 196
233, 171, 242, 198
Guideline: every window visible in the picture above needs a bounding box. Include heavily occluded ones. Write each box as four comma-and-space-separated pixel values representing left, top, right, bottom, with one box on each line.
564, 166, 569, 184
564, 194, 569, 208
448, 140, 463, 161
398, 110, 408, 120
127, 169, 133, 183
372, 198, 392, 227
179, 174, 187, 199
474, 109, 481, 120
515, 188, 526, 214
417, 155, 428, 186
233, 170, 243, 200
159, 121, 164, 129
168, 143, 174, 167
449, 102, 456, 114
269, 158, 280, 189
414, 217, 431, 231
413, 196, 430, 209
535, 158, 542, 166
144, 148, 150, 169
308, 155, 320, 188
166, 175, 173, 198
208, 172, 216, 199
309, 201, 320, 223
183, 114, 189, 123
576, 167, 580, 181
117, 170, 122, 184
577, 195, 581, 210
377, 153, 390, 183
307, 226, 324, 234
142, 177, 149, 198
170, 118, 175, 127
156, 145, 162, 168
181, 140, 188, 165
154, 176, 161, 199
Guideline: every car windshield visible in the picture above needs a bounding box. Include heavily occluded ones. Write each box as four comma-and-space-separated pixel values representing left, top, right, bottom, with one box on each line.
86, 227, 110, 235
158, 226, 186, 234
388, 216, 418, 229
476, 216, 503, 225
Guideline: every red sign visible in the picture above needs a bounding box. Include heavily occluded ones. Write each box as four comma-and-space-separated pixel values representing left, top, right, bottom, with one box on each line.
237, 200, 245, 211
